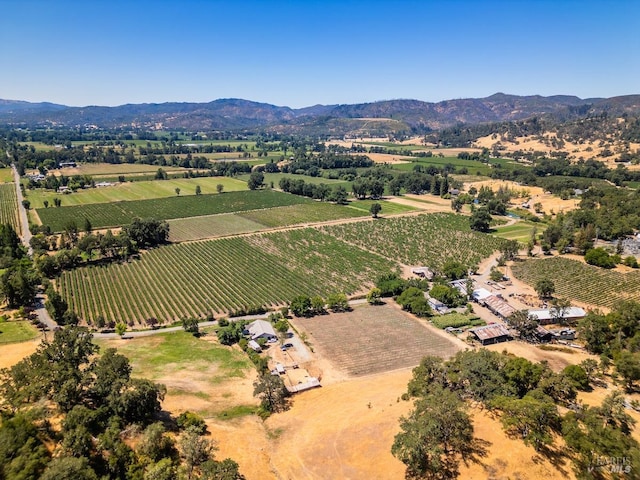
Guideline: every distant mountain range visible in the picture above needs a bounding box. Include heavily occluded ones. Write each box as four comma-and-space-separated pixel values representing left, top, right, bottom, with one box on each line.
1, 93, 640, 134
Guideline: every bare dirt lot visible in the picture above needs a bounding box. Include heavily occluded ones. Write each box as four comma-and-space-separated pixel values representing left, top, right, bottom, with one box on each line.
293, 303, 464, 378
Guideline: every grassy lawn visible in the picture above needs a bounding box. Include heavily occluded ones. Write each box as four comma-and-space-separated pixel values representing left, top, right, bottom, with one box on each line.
0, 320, 40, 344
26, 176, 248, 208
345, 199, 418, 215
240, 172, 352, 189
96, 331, 252, 384
56, 163, 189, 176
0, 168, 14, 183
493, 220, 546, 242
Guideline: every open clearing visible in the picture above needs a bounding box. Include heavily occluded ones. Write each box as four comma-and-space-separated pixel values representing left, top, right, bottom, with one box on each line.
0, 320, 40, 345
97, 331, 257, 418
54, 162, 196, 176
294, 303, 463, 377
0, 168, 14, 183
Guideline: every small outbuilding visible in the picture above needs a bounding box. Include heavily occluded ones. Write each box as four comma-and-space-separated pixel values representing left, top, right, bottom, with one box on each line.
412, 267, 434, 280
247, 340, 262, 352
469, 323, 512, 345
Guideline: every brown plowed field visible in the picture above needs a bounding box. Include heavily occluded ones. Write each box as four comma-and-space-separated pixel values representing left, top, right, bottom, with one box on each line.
294, 303, 464, 377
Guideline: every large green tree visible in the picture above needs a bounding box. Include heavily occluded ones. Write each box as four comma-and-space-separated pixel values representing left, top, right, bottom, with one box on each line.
392, 387, 480, 480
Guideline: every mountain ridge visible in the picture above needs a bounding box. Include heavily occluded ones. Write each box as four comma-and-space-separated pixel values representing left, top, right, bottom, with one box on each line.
1, 93, 639, 134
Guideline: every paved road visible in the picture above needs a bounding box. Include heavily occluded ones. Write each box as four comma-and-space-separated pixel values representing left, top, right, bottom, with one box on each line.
32, 294, 60, 332
11, 163, 33, 255
9, 160, 57, 330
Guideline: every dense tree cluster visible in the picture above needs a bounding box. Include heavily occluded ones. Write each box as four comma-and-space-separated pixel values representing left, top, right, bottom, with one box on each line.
0, 327, 244, 479
394, 350, 640, 479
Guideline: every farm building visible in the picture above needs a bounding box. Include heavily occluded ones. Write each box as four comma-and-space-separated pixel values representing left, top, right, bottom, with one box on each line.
471, 288, 492, 302
469, 323, 512, 345
450, 279, 472, 296
412, 267, 434, 280
479, 294, 516, 319
246, 320, 277, 342
287, 377, 321, 394
535, 325, 553, 343
528, 307, 586, 325
59, 161, 77, 168
426, 296, 448, 313
248, 340, 262, 352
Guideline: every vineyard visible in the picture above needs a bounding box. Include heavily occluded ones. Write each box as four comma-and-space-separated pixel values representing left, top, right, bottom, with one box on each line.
322, 213, 506, 271
168, 203, 368, 242
0, 183, 20, 231
295, 304, 462, 376
511, 256, 640, 308
58, 229, 397, 324
36, 190, 311, 231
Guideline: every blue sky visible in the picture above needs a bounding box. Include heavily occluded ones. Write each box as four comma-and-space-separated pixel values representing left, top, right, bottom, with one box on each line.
1, 0, 638, 108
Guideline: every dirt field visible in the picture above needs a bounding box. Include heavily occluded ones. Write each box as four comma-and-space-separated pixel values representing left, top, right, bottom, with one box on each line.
0, 339, 40, 369
293, 303, 464, 377
486, 341, 593, 372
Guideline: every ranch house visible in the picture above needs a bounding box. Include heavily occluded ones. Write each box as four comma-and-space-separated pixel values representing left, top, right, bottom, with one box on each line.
246, 320, 277, 342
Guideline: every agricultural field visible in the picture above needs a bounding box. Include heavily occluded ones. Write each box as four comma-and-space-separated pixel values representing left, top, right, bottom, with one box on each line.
0, 183, 20, 231
26, 176, 247, 208
493, 220, 545, 242
322, 212, 506, 271
0, 320, 39, 344
168, 202, 371, 242
430, 312, 485, 329
238, 172, 352, 189
168, 214, 265, 242
294, 303, 462, 376
55, 162, 190, 176
36, 189, 310, 231
345, 199, 418, 215
58, 229, 397, 324
511, 256, 640, 308
0, 167, 14, 182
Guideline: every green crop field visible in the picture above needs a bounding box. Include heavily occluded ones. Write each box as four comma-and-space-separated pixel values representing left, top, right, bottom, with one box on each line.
322, 212, 506, 271
511, 256, 640, 309
36, 189, 310, 231
239, 172, 352, 189
26, 176, 247, 208
493, 220, 545, 242
0, 183, 20, 230
168, 214, 265, 242
58, 228, 398, 324
168, 202, 371, 242
0, 168, 14, 183
0, 320, 39, 344
345, 199, 418, 215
